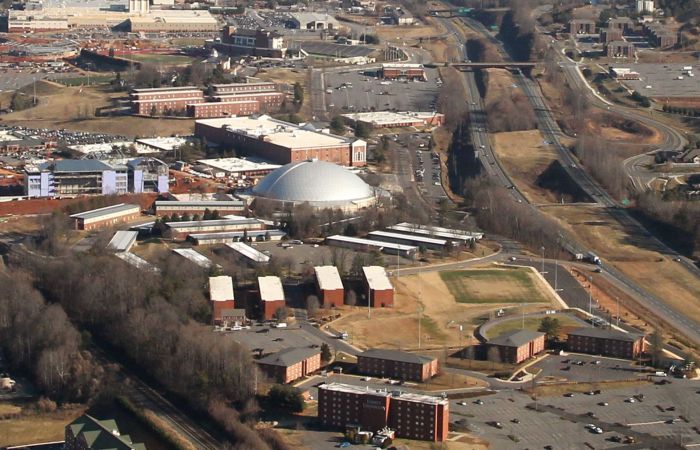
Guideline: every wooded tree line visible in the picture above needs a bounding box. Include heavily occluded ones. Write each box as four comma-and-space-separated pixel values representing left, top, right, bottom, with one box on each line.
485, 90, 537, 132
447, 118, 481, 194
0, 270, 105, 402
498, 0, 541, 62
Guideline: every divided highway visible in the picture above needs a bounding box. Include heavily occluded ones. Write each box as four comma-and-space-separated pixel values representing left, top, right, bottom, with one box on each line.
439, 16, 700, 346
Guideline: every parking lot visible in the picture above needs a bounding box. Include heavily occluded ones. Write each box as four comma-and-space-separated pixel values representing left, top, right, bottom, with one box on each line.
620, 63, 700, 98
534, 353, 647, 383
452, 379, 700, 449
323, 67, 440, 113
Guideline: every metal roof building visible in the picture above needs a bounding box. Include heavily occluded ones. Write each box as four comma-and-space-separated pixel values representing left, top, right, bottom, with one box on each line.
362, 266, 393, 291
172, 248, 213, 269
325, 235, 417, 258
115, 252, 160, 273
368, 230, 449, 250
226, 242, 270, 264
70, 203, 141, 231
388, 222, 483, 243
107, 230, 138, 252
188, 229, 286, 245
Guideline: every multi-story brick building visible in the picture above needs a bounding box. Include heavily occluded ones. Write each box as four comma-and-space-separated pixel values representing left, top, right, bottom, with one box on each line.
567, 328, 645, 359
569, 19, 596, 34
318, 383, 449, 442
210, 82, 278, 95
362, 266, 394, 307
210, 92, 286, 109
195, 115, 366, 166
70, 203, 141, 231
314, 265, 344, 307
259, 275, 285, 320
209, 275, 235, 325
606, 40, 636, 58
130, 86, 205, 116
606, 17, 635, 33
187, 100, 261, 118
357, 349, 438, 382
257, 346, 321, 383
600, 27, 624, 43
487, 329, 546, 364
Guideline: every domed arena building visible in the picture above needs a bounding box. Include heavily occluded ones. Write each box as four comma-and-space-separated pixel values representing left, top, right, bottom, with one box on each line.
251, 159, 376, 211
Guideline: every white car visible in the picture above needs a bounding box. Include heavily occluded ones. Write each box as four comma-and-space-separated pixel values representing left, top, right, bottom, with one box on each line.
457, 401, 468, 406
625, 398, 636, 403
362, 376, 372, 381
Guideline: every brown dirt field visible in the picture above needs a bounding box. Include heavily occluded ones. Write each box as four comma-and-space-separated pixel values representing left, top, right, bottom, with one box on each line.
584, 111, 663, 146
636, 51, 700, 64
422, 38, 459, 62
490, 130, 559, 204
543, 205, 700, 330
1, 83, 194, 137
0, 193, 157, 216
255, 68, 311, 119
483, 68, 516, 106
662, 98, 700, 108
530, 380, 650, 398
374, 24, 445, 42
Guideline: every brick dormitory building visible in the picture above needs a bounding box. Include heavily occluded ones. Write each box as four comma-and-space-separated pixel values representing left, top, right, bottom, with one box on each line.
257, 346, 321, 384
318, 383, 449, 442
567, 328, 645, 359
357, 349, 439, 382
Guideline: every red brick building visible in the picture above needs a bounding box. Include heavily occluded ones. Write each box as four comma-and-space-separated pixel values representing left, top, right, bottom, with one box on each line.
568, 328, 645, 359
209, 275, 235, 325
314, 265, 344, 307
187, 100, 261, 118
357, 349, 438, 382
221, 308, 247, 328
606, 40, 636, 57
195, 115, 367, 166
600, 27, 624, 43
257, 347, 321, 383
70, 203, 141, 231
130, 86, 205, 116
380, 63, 427, 81
362, 266, 394, 308
487, 329, 546, 364
210, 82, 278, 95
259, 276, 285, 320
569, 19, 596, 34
211, 92, 286, 109
318, 383, 449, 442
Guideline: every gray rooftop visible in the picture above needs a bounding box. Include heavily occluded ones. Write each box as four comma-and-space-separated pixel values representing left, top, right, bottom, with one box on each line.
488, 329, 545, 348
359, 348, 435, 365
165, 218, 262, 229
107, 230, 138, 252
257, 346, 320, 367
155, 200, 245, 208
40, 159, 113, 173
568, 327, 642, 342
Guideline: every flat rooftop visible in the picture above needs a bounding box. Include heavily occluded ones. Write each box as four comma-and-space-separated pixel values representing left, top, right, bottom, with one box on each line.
196, 115, 356, 150
314, 265, 343, 291
368, 230, 447, 246
389, 222, 483, 241
319, 383, 448, 405
165, 218, 262, 229
362, 266, 393, 291
198, 157, 281, 174
115, 252, 159, 273
342, 111, 441, 125
155, 200, 245, 208
326, 235, 418, 252
190, 230, 286, 241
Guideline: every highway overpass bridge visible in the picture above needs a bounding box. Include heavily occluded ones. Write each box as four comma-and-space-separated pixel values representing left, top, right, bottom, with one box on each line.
428, 7, 509, 17
450, 62, 538, 70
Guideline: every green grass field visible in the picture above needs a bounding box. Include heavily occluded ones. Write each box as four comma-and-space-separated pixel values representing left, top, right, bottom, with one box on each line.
484, 314, 581, 339
53, 75, 114, 86
439, 268, 550, 304
127, 53, 197, 65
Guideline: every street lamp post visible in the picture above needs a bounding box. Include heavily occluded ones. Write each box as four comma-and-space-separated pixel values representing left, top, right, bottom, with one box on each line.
540, 246, 545, 275
588, 275, 593, 317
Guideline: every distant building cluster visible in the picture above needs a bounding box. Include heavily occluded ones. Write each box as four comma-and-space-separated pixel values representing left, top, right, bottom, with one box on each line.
380, 63, 427, 81
24, 158, 169, 198
219, 27, 286, 58
130, 82, 285, 118
341, 111, 444, 129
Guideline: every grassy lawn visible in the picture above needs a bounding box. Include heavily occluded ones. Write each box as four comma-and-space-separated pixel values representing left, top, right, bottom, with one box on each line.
53, 75, 115, 86
0, 403, 86, 447
127, 53, 197, 65
484, 314, 582, 339
440, 268, 550, 304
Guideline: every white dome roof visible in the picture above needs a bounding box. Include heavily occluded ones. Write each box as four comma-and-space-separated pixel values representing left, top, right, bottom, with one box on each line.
252, 160, 374, 206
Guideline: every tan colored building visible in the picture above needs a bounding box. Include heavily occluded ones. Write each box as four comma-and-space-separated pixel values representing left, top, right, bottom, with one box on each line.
70, 203, 140, 231
357, 349, 438, 382
567, 328, 645, 359
487, 329, 546, 364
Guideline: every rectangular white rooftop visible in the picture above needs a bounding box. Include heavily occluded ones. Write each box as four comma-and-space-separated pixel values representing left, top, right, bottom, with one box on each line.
209, 275, 234, 301
197, 157, 281, 174
226, 242, 270, 263
258, 276, 284, 301
392, 222, 483, 241
342, 111, 442, 126
362, 266, 393, 291
107, 230, 138, 252
319, 383, 447, 405
196, 115, 356, 150
115, 252, 160, 273
70, 203, 140, 221
368, 230, 447, 246
314, 265, 343, 291
172, 248, 212, 269
325, 235, 418, 252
